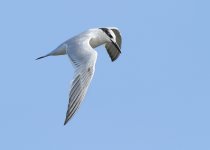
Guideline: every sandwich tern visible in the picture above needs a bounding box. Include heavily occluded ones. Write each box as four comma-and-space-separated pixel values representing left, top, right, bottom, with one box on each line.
36, 27, 122, 125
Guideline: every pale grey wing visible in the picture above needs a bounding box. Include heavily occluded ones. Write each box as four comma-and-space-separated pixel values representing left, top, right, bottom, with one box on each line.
105, 28, 122, 61
64, 65, 95, 125
64, 40, 97, 125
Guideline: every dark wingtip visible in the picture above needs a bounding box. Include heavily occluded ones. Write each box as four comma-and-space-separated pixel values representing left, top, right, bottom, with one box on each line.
35, 55, 47, 60
64, 119, 68, 126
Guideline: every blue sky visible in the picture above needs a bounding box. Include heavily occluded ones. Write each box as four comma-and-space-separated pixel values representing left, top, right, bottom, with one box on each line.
0, 0, 210, 149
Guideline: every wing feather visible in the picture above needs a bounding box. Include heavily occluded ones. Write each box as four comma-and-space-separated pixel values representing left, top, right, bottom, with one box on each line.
64, 65, 95, 125
64, 36, 97, 125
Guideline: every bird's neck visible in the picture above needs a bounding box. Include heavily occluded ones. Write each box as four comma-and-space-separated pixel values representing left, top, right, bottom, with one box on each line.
89, 29, 108, 48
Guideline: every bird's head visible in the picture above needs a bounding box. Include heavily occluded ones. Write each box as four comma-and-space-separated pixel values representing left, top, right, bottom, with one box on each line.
99, 28, 121, 53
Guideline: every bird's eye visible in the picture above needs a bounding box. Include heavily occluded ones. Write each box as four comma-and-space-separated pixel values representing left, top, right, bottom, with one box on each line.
100, 28, 113, 39
106, 32, 113, 38
107, 32, 113, 38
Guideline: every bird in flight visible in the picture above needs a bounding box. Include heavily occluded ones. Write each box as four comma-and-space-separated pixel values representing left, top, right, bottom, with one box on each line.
36, 27, 122, 125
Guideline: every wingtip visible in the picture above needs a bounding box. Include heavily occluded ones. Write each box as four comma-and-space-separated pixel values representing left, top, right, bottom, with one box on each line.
35, 56, 45, 60
35, 54, 50, 60
64, 118, 69, 126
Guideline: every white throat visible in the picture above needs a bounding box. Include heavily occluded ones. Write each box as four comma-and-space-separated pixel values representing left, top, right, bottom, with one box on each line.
89, 29, 109, 48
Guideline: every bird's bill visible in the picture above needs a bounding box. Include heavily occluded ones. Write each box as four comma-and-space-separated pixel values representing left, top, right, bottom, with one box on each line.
111, 39, 121, 53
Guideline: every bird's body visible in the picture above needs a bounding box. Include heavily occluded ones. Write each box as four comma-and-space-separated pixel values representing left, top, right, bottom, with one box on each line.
37, 27, 122, 125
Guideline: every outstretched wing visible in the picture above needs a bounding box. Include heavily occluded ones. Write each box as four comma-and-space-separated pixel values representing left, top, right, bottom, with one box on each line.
64, 40, 97, 125
64, 65, 95, 125
105, 28, 122, 61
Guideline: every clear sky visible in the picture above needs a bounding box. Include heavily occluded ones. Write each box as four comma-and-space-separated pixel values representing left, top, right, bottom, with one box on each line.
0, 0, 210, 149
